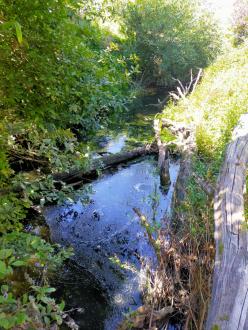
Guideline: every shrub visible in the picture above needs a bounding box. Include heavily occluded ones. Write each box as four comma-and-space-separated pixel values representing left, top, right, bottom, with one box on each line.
122, 0, 221, 87
0, 0, 135, 130
0, 0, 138, 230
0, 232, 73, 329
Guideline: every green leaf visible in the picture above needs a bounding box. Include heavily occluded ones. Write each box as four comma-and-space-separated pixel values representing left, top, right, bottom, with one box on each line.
0, 249, 13, 260
55, 314, 63, 325
59, 300, 65, 311
0, 261, 7, 278
1, 285, 8, 294
12, 260, 26, 267
14, 21, 23, 44
15, 312, 27, 325
41, 296, 50, 304
44, 316, 50, 325
44, 287, 56, 293
0, 317, 10, 329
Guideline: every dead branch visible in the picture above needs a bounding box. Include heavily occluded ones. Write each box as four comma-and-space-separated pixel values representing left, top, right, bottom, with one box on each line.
53, 143, 158, 185
170, 69, 203, 101
145, 95, 169, 108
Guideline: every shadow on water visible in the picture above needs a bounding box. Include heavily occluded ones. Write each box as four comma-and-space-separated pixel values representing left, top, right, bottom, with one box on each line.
53, 262, 109, 330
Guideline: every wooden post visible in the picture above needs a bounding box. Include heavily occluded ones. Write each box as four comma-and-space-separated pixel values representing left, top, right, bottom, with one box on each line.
207, 114, 248, 330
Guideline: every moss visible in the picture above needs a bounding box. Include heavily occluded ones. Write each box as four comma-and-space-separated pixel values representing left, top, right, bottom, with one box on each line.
160, 128, 176, 143
211, 325, 221, 330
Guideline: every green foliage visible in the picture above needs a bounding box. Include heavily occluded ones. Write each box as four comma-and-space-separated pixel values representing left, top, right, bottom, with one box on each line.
0, 1, 137, 327
163, 42, 248, 170
0, 232, 72, 329
0, 194, 31, 233
0, 0, 137, 234
0, 285, 65, 329
0, 232, 73, 271
0, 0, 133, 130
123, 0, 221, 87
160, 128, 176, 143
0, 0, 136, 182
180, 174, 212, 238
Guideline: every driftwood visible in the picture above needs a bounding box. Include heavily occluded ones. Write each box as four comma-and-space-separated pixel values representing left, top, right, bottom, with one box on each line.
54, 118, 194, 189
206, 114, 248, 330
154, 119, 170, 189
145, 95, 169, 109
169, 69, 203, 101
162, 118, 196, 203
53, 144, 158, 185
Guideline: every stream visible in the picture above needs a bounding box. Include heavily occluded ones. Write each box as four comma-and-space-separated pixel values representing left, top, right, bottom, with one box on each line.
44, 91, 180, 330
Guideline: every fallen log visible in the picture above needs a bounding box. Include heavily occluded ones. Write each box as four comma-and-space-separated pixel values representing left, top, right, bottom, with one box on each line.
53, 143, 158, 185
161, 118, 196, 202
206, 113, 248, 330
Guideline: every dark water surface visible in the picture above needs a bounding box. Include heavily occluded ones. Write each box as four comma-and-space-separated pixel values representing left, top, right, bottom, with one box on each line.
45, 92, 180, 329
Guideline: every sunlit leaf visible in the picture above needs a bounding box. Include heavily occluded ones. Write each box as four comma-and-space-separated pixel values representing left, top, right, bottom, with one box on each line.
14, 21, 22, 44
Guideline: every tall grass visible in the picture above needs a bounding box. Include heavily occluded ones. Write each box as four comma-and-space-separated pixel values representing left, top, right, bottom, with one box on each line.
163, 42, 248, 171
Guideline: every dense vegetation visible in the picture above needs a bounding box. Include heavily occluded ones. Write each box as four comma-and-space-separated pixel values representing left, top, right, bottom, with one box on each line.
123, 0, 220, 87
0, 0, 231, 328
0, 1, 137, 328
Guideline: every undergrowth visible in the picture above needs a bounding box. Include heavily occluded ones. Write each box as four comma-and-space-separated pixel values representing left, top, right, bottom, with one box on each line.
0, 1, 137, 328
